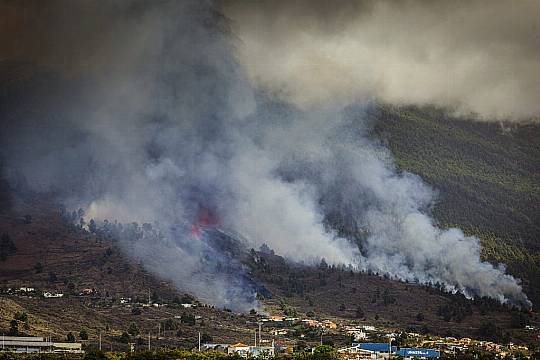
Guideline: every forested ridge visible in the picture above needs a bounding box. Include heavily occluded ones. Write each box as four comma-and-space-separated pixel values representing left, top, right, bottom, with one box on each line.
372, 105, 540, 306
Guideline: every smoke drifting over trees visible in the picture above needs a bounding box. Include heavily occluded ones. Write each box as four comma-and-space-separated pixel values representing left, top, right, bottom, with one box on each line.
0, 0, 533, 309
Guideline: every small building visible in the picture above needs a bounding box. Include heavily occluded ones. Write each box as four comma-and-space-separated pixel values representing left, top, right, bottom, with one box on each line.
228, 343, 251, 357
352, 343, 396, 355
274, 342, 294, 353
0, 336, 82, 353
43, 292, 63, 298
248, 346, 275, 358
352, 331, 368, 341
395, 348, 440, 358
52, 342, 84, 353
338, 346, 374, 360
321, 320, 337, 329
302, 319, 319, 328
271, 329, 288, 336
227, 343, 275, 358
353, 343, 395, 352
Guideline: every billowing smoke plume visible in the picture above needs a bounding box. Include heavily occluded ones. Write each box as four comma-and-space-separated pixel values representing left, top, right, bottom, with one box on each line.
0, 0, 532, 309
222, 0, 540, 121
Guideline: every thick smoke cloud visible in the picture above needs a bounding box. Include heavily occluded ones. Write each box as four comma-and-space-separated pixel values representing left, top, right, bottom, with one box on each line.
0, 0, 531, 309
222, 0, 540, 121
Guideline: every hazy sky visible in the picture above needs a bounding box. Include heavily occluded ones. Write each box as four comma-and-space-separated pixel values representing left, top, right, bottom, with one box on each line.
222, 0, 540, 120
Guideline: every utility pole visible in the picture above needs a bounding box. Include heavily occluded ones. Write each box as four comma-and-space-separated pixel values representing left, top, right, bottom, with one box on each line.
198, 332, 201, 351
148, 332, 151, 351
99, 332, 102, 351
258, 323, 262, 346
388, 337, 394, 359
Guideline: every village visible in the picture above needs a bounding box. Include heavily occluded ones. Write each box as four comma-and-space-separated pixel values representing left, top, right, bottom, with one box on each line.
0, 286, 537, 358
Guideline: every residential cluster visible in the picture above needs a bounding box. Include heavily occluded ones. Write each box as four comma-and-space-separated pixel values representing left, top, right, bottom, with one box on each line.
1, 287, 537, 358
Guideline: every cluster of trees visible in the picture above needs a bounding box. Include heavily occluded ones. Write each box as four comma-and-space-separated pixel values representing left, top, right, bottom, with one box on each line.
0, 233, 17, 261
374, 105, 540, 305
59, 206, 159, 247
179, 312, 196, 326
437, 301, 473, 322
6, 312, 31, 336
477, 321, 510, 344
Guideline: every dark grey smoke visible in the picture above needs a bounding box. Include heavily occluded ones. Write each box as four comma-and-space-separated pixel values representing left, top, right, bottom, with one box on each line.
0, 0, 531, 309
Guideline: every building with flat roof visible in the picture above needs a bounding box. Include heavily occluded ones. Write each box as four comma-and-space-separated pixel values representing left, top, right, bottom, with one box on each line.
347, 343, 440, 359
352, 343, 396, 353
0, 336, 83, 353
396, 348, 440, 358
338, 345, 374, 360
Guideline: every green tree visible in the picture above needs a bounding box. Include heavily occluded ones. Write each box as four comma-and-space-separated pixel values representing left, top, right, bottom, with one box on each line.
79, 329, 89, 340
180, 312, 195, 326
510, 311, 529, 328
14, 312, 28, 322
181, 293, 195, 304
131, 307, 142, 315
201, 333, 213, 343
313, 344, 337, 359
128, 322, 140, 336
48, 272, 58, 283
119, 332, 130, 343
83, 350, 107, 360
66, 332, 76, 342
88, 219, 97, 233
9, 319, 19, 336
0, 233, 17, 261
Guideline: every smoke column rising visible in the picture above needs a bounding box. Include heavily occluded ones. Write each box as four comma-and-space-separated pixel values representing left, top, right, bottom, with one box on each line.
0, 0, 531, 309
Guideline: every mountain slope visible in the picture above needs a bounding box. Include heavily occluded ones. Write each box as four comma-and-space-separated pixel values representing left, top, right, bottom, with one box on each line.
372, 105, 540, 306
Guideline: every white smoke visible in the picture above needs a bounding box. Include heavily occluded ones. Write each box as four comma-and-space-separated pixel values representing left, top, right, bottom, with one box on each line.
222, 0, 540, 121
0, 0, 531, 309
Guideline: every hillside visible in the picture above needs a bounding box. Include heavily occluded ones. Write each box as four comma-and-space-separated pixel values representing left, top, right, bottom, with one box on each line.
0, 192, 279, 351
247, 251, 540, 345
371, 105, 540, 306
0, 79, 539, 348
0, 189, 539, 349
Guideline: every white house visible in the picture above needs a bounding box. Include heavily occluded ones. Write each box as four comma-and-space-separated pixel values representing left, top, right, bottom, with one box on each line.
43, 292, 63, 298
